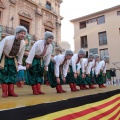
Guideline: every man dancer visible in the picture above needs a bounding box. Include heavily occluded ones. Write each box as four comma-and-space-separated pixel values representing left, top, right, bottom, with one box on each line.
91, 54, 100, 85
85, 54, 100, 89
95, 56, 109, 88
0, 26, 27, 97
25, 31, 54, 95
78, 53, 95, 90
66, 49, 86, 91
48, 50, 73, 93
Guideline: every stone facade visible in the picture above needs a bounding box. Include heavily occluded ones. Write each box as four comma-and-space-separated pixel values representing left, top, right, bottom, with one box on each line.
0, 0, 63, 54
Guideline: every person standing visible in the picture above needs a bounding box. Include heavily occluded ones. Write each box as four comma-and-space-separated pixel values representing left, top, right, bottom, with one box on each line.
0, 26, 27, 97
16, 65, 26, 87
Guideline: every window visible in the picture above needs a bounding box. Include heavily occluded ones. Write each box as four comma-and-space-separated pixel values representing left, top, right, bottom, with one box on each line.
45, 28, 52, 32
81, 35, 88, 48
86, 19, 92, 24
98, 31, 107, 45
117, 11, 120, 15
46, 2, 51, 10
80, 21, 86, 29
91, 18, 97, 22
97, 15, 105, 24
20, 19, 30, 33
84, 51, 88, 58
100, 49, 108, 60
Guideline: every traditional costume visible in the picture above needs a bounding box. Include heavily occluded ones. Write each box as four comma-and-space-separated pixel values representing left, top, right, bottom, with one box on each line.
91, 54, 99, 84
66, 49, 86, 91
16, 65, 26, 87
48, 50, 73, 93
0, 26, 27, 97
95, 56, 109, 88
25, 31, 53, 95
77, 53, 95, 89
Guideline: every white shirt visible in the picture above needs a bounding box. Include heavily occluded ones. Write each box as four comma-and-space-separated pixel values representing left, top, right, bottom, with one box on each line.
90, 59, 99, 75
81, 58, 92, 74
54, 54, 70, 78
69, 54, 82, 73
76, 62, 81, 73
0, 35, 25, 64
98, 60, 107, 73
26, 40, 52, 66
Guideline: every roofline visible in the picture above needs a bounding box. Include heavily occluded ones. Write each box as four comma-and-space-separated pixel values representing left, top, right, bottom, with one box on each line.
70, 5, 120, 23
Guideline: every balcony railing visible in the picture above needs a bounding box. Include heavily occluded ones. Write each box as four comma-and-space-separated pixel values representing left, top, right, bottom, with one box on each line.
0, 25, 35, 41
0, 25, 15, 35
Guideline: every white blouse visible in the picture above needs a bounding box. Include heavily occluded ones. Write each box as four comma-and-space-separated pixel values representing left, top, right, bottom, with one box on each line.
0, 35, 25, 64
26, 40, 52, 66
69, 54, 83, 73
54, 54, 70, 78
98, 60, 107, 73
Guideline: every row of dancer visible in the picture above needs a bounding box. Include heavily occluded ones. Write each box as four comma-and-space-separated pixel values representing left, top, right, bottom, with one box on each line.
0, 26, 109, 98
48, 50, 109, 93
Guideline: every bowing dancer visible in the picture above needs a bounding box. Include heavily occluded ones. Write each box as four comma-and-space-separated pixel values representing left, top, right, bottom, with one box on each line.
48, 50, 73, 93
25, 31, 54, 95
77, 53, 94, 90
66, 49, 86, 91
95, 56, 109, 88
91, 54, 100, 85
82, 53, 96, 89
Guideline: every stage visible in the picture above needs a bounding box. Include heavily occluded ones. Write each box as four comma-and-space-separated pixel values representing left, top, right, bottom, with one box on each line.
0, 85, 120, 120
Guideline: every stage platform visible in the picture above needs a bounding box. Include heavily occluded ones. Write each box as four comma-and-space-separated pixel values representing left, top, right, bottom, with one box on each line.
0, 85, 119, 110
0, 85, 120, 120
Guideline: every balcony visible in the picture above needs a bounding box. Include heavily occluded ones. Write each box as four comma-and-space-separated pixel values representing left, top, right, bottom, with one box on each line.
0, 25, 35, 41
0, 26, 14, 35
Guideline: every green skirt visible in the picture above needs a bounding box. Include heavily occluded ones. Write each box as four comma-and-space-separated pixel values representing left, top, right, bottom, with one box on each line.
48, 61, 63, 88
0, 57, 17, 84
66, 65, 78, 84
25, 58, 44, 85
84, 70, 93, 85
66, 65, 86, 85
94, 71, 104, 85
76, 68, 88, 85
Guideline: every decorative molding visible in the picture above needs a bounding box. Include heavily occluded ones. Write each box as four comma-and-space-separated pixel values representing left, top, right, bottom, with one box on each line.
0, 0, 5, 9
35, 10, 42, 16
9, 0, 16, 4
56, 21, 61, 27
44, 21, 54, 29
18, 11, 32, 20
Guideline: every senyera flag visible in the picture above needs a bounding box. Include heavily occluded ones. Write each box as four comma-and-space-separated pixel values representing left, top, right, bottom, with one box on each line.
0, 89, 120, 120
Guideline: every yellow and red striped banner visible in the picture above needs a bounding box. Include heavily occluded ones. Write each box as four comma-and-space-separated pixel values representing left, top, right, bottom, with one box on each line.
31, 94, 120, 120
0, 90, 120, 120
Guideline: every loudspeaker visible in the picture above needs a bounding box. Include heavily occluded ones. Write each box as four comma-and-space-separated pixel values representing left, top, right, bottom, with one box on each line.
110, 69, 116, 77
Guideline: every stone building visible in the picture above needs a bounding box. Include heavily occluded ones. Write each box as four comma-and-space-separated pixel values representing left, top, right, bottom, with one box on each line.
0, 0, 63, 54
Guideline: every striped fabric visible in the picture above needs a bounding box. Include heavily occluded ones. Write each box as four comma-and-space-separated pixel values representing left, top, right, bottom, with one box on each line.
31, 94, 120, 120
0, 89, 119, 120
